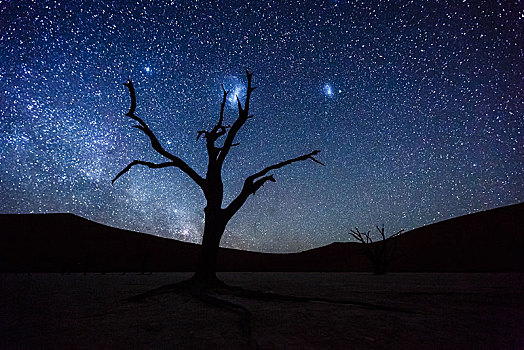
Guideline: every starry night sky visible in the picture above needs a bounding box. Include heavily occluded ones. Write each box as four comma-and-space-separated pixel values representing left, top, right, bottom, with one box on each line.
1, 0, 522, 252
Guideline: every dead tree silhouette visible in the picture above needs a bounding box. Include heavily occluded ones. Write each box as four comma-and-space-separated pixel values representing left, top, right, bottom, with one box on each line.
349, 226, 403, 275
112, 71, 323, 287
112, 72, 413, 341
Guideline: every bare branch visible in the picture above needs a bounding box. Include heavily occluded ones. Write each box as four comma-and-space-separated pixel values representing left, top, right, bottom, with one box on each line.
377, 225, 386, 241
248, 150, 323, 182
212, 85, 229, 133
112, 160, 175, 184
224, 150, 324, 219
215, 125, 230, 138
310, 157, 326, 166
119, 80, 205, 188
198, 87, 232, 171
364, 230, 373, 244
217, 70, 256, 165
123, 80, 137, 116
200, 87, 230, 143
197, 131, 205, 141
236, 97, 243, 114
349, 227, 374, 260
349, 228, 367, 243
252, 175, 276, 194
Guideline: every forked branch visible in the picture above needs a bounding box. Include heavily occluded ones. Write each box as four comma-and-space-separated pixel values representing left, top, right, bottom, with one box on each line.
349, 226, 404, 275
197, 85, 232, 165
217, 70, 257, 166
225, 150, 324, 218
114, 81, 205, 187
248, 150, 324, 181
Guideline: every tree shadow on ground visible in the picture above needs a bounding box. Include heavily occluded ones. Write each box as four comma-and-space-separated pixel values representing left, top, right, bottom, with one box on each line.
125, 280, 417, 342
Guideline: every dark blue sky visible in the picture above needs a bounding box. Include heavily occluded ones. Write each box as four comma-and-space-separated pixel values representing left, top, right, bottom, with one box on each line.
1, 0, 522, 252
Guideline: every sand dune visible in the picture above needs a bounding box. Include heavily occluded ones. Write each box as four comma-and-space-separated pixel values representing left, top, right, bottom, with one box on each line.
1, 202, 523, 272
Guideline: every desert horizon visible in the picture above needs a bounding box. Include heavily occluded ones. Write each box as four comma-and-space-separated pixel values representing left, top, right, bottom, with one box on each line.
2, 202, 524, 348
2, 201, 523, 274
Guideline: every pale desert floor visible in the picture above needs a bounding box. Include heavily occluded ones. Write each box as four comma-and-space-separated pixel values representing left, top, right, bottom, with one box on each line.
1, 272, 524, 349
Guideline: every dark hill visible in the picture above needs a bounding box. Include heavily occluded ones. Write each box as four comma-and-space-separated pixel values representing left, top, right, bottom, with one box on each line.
1, 202, 523, 272
390, 202, 524, 272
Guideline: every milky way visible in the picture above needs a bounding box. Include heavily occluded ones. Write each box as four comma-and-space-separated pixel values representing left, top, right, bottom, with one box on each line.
0, 0, 522, 252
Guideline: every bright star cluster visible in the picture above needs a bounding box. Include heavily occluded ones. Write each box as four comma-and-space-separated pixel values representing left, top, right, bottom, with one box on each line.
0, 0, 522, 252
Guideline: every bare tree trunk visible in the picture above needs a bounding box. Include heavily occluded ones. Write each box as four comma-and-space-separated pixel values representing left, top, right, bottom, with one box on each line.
192, 209, 227, 286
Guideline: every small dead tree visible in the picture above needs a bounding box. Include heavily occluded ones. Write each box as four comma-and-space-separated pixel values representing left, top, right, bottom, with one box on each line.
349, 226, 403, 275
113, 71, 323, 287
